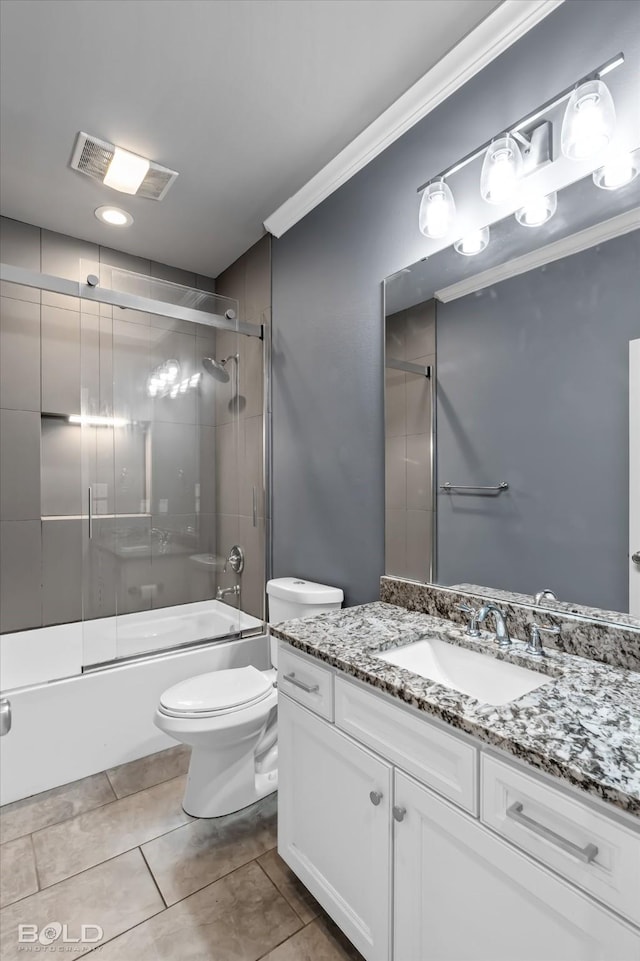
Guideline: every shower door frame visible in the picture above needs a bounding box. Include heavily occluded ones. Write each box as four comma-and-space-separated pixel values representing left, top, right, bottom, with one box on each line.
0, 261, 272, 667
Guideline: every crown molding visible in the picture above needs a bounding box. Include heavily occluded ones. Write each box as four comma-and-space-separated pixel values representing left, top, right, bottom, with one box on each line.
434, 207, 640, 302
263, 0, 563, 238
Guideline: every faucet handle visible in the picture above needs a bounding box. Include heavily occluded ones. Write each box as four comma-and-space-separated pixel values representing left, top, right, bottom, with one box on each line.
526, 621, 560, 657
458, 603, 481, 637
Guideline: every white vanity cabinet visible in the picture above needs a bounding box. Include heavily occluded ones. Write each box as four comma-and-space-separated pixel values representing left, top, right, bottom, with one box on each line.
278, 693, 393, 961
394, 770, 639, 961
277, 643, 640, 961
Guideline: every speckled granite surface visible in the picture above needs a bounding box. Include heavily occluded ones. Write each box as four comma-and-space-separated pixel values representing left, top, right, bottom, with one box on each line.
380, 577, 640, 673
272, 602, 640, 818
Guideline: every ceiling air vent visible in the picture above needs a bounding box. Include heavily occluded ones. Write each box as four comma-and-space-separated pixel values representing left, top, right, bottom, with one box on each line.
70, 132, 178, 201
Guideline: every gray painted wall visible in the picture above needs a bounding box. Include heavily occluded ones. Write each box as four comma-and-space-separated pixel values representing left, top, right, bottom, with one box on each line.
271, 0, 640, 606
436, 230, 640, 612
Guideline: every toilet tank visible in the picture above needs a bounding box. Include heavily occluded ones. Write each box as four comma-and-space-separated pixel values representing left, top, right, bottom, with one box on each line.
266, 578, 343, 624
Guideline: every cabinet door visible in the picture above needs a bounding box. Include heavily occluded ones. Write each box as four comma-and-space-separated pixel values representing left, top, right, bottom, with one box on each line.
394, 771, 640, 961
278, 693, 392, 961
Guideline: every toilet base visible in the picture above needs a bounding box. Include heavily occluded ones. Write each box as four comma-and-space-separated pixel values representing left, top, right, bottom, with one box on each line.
182, 744, 278, 818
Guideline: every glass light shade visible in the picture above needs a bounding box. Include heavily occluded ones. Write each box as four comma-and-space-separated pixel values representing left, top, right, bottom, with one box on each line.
592, 151, 639, 190
419, 180, 456, 238
454, 226, 490, 256
480, 136, 524, 205
561, 80, 616, 160
515, 191, 557, 227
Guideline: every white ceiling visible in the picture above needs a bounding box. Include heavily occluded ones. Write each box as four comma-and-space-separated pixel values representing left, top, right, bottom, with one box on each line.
0, 0, 501, 276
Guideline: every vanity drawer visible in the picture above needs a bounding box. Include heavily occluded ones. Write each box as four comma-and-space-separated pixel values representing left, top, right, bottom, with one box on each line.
335, 677, 478, 815
278, 644, 334, 721
481, 754, 640, 926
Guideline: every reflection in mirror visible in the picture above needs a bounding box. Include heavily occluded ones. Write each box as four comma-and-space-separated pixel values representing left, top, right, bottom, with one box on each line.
384, 172, 640, 621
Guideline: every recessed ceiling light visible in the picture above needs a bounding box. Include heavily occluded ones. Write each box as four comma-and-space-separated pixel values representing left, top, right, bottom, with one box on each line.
95, 205, 133, 227
103, 146, 150, 195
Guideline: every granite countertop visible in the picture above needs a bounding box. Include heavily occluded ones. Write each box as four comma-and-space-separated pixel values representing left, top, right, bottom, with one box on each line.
271, 602, 640, 818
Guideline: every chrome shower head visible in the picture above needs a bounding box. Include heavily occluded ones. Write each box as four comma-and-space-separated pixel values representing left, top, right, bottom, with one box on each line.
202, 356, 230, 383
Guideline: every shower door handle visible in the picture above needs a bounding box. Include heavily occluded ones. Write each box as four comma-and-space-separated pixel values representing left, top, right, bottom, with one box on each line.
252, 487, 258, 527
88, 487, 93, 539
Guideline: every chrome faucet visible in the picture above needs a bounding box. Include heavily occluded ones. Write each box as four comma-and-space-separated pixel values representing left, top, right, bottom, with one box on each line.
216, 584, 240, 601
151, 528, 171, 553
534, 588, 558, 605
477, 603, 511, 649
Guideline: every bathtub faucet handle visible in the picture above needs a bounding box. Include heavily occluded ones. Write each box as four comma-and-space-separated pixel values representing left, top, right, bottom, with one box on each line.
224, 545, 245, 575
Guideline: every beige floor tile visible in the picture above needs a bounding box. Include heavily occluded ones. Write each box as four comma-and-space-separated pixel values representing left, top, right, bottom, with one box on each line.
0, 835, 38, 908
106, 745, 191, 799
32, 775, 191, 888
0, 848, 163, 960
0, 773, 115, 844
257, 849, 320, 924
142, 792, 277, 905
92, 860, 301, 960
262, 914, 365, 961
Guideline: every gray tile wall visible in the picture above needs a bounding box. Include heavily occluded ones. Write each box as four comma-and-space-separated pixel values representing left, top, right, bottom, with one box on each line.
215, 236, 270, 620
384, 300, 434, 582
0, 216, 219, 635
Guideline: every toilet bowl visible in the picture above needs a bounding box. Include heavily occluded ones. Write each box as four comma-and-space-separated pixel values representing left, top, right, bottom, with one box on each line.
155, 662, 278, 817
155, 577, 343, 818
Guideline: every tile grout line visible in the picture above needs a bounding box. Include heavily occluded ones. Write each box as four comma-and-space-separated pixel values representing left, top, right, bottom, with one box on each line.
28, 832, 42, 894
254, 856, 308, 927
138, 845, 168, 909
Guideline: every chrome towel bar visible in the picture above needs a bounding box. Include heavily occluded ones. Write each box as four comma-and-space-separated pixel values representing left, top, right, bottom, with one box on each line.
440, 482, 509, 493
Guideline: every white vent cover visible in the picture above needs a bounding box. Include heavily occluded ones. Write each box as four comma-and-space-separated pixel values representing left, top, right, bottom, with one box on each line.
70, 132, 178, 201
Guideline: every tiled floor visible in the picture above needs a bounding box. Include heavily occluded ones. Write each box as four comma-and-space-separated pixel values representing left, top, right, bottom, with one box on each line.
0, 745, 363, 960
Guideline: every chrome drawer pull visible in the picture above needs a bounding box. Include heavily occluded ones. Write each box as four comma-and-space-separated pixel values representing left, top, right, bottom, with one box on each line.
506, 802, 598, 864
282, 672, 319, 694
369, 790, 383, 806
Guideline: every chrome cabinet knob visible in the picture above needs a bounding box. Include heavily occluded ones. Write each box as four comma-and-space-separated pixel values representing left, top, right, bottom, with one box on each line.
632, 552, 640, 566
393, 805, 406, 822
369, 790, 383, 806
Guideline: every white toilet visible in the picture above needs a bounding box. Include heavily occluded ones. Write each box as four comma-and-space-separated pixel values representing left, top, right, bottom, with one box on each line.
155, 577, 343, 817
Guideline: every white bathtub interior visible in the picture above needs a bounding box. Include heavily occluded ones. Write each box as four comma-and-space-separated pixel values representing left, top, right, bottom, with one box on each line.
1, 599, 263, 691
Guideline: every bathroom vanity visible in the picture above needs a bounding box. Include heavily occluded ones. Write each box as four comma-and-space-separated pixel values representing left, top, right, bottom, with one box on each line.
273, 601, 640, 961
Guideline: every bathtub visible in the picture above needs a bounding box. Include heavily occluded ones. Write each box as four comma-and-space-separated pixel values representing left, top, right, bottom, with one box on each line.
0, 601, 267, 804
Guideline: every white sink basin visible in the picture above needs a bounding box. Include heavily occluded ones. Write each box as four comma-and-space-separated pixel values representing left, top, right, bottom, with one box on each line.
377, 637, 549, 706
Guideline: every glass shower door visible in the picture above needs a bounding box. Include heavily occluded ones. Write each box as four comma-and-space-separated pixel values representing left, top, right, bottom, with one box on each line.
80, 270, 247, 668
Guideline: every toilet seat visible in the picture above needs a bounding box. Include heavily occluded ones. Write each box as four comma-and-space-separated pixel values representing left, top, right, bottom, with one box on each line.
159, 666, 273, 719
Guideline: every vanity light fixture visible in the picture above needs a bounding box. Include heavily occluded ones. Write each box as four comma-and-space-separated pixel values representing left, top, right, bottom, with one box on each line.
418, 180, 456, 239
416, 53, 624, 233
592, 150, 639, 190
561, 80, 616, 161
454, 226, 490, 256
515, 191, 557, 228
94, 205, 133, 227
68, 414, 129, 428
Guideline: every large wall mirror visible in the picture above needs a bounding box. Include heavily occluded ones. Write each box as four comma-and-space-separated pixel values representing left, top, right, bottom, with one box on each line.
383, 50, 640, 621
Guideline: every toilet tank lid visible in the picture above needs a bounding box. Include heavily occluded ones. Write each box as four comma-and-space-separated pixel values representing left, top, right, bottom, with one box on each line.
266, 577, 343, 605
